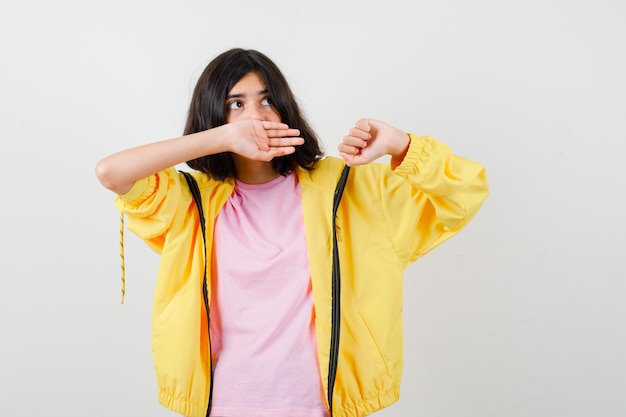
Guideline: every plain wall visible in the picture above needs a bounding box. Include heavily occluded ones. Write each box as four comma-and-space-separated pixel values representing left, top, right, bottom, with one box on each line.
1, 0, 625, 416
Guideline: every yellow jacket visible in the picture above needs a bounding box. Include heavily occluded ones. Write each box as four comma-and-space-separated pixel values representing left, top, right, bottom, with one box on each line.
116, 134, 489, 417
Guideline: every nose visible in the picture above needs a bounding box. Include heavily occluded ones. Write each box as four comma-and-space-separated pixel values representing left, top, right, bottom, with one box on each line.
247, 103, 263, 121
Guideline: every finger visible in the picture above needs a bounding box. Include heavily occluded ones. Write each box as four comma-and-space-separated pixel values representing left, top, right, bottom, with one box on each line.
348, 126, 371, 141
339, 151, 364, 167
247, 146, 297, 162
337, 143, 362, 155
341, 135, 367, 149
267, 146, 297, 157
268, 137, 305, 147
355, 118, 371, 132
261, 121, 290, 130
265, 128, 301, 138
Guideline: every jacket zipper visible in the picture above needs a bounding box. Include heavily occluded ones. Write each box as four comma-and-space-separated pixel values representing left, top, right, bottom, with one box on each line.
328, 225, 341, 417
204, 276, 214, 417
180, 172, 214, 417
328, 166, 350, 417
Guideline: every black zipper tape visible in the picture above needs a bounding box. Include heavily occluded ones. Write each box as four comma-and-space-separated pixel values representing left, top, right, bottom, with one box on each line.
181, 172, 214, 417
327, 165, 350, 417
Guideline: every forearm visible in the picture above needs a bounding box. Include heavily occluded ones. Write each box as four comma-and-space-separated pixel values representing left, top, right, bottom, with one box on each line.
95, 127, 228, 195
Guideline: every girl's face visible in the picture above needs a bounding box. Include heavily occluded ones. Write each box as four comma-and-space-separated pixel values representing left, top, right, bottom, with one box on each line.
225, 71, 281, 124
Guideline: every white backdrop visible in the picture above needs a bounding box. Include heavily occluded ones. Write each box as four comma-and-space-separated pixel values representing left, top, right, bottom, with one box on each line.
1, 0, 625, 416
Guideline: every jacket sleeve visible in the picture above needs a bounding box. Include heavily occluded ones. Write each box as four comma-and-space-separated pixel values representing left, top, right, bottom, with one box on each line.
381, 133, 489, 264
115, 167, 186, 254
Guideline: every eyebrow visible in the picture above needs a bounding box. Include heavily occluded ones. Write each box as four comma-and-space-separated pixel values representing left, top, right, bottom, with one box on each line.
226, 89, 269, 99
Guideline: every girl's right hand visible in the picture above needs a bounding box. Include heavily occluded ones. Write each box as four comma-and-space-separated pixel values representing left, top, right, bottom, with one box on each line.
224, 119, 304, 161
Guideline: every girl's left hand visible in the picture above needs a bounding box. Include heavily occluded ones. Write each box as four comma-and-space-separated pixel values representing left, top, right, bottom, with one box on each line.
338, 119, 410, 167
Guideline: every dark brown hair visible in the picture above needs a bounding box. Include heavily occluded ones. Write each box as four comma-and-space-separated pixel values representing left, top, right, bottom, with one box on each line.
185, 48, 324, 179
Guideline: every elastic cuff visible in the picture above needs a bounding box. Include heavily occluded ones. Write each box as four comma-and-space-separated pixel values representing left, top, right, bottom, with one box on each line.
392, 134, 433, 177
117, 175, 158, 207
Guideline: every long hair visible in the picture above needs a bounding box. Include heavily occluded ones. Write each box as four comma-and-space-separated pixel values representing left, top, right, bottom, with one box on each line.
185, 48, 324, 179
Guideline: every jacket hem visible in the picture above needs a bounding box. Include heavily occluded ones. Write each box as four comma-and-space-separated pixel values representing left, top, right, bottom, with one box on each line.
334, 386, 400, 417
158, 387, 205, 417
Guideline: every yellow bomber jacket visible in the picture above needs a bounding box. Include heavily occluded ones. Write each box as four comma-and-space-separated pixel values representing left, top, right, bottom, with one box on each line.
116, 134, 489, 417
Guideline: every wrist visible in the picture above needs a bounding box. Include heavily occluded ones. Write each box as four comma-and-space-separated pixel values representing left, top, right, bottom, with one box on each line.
389, 131, 410, 164
212, 124, 233, 154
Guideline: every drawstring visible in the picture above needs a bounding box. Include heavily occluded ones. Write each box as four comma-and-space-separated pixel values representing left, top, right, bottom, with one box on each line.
120, 212, 126, 304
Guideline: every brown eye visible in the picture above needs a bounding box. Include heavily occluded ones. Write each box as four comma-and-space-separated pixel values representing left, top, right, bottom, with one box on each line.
228, 101, 243, 110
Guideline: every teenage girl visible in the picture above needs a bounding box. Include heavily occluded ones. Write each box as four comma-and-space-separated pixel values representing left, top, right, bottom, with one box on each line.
96, 48, 489, 417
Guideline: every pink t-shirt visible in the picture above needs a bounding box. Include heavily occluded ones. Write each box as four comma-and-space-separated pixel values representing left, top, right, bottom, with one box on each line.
209, 172, 328, 417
